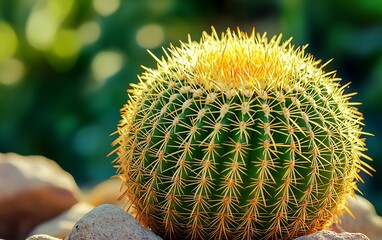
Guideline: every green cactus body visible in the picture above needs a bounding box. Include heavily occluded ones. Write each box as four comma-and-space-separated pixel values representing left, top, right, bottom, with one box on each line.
112, 28, 373, 239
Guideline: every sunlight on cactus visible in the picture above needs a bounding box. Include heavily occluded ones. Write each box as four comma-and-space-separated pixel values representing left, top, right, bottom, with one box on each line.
111, 27, 374, 240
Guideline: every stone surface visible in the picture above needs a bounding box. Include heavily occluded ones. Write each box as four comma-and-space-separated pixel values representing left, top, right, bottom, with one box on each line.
0, 152, 81, 240
83, 178, 125, 207
294, 230, 370, 240
66, 204, 162, 240
28, 202, 94, 239
26, 234, 61, 240
339, 195, 382, 240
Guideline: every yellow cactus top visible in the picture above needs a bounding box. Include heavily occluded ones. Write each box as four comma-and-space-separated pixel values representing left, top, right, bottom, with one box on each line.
141, 27, 332, 95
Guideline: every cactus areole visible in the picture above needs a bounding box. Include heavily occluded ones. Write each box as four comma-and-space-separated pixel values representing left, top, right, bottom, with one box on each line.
112, 27, 373, 240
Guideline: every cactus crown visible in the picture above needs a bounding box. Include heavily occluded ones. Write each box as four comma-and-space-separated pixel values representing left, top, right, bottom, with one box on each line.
112, 27, 373, 240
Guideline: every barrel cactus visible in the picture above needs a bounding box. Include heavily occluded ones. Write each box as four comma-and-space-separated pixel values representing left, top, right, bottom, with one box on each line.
112, 27, 373, 239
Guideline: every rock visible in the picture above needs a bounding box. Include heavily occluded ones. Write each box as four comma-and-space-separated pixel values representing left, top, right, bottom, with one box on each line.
66, 204, 162, 240
83, 178, 125, 207
26, 234, 61, 240
339, 195, 382, 239
0, 152, 81, 240
28, 202, 94, 239
294, 230, 370, 240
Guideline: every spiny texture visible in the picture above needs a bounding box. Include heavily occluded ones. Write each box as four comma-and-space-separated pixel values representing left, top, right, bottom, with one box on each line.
112, 28, 373, 240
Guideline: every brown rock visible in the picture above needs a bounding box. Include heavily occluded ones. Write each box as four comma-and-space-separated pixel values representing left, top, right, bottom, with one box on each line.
28, 202, 94, 239
339, 195, 382, 239
83, 178, 125, 207
0, 153, 81, 240
294, 230, 370, 240
66, 204, 162, 240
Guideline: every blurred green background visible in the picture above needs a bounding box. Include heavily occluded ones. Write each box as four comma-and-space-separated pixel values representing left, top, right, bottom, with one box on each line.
0, 0, 381, 213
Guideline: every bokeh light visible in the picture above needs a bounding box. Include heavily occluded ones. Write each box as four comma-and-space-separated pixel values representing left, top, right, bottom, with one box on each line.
136, 24, 165, 49
77, 22, 101, 45
26, 0, 74, 51
92, 0, 120, 17
91, 50, 125, 88
0, 21, 18, 62
50, 29, 81, 59
0, 59, 25, 85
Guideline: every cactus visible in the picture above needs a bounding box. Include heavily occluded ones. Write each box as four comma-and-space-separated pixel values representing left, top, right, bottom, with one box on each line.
112, 27, 373, 239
